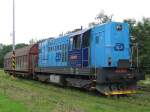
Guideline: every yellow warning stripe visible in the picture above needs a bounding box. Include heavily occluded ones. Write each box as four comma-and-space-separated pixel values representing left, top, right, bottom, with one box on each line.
12, 52, 16, 70
104, 90, 136, 95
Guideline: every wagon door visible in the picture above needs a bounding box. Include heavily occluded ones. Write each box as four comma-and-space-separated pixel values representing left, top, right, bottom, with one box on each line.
30, 54, 38, 74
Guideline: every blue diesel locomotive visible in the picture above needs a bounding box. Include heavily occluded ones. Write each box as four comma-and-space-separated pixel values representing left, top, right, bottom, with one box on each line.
4, 22, 144, 95
36, 22, 144, 95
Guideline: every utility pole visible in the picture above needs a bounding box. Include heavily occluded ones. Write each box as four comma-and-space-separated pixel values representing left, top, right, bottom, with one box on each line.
12, 0, 16, 75
13, 0, 15, 51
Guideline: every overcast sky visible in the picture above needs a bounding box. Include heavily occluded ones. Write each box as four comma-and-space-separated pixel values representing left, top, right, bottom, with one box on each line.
0, 0, 149, 44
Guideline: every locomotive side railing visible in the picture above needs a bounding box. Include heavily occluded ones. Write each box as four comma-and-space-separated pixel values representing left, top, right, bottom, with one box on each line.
130, 43, 139, 68
81, 47, 89, 68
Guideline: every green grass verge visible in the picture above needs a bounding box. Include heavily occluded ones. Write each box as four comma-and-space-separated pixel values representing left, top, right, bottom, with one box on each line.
0, 92, 28, 112
0, 70, 150, 112
138, 75, 150, 86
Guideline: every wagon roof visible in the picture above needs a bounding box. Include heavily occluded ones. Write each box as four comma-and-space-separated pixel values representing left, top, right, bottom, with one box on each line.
4, 44, 35, 59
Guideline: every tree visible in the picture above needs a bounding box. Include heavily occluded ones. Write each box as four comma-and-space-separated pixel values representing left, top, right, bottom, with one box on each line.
0, 43, 28, 68
95, 10, 113, 24
16, 43, 28, 49
124, 18, 150, 73
0, 43, 3, 50
29, 38, 37, 44
89, 10, 113, 27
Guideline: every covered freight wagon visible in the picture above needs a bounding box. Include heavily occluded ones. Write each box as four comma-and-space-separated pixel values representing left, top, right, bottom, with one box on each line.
4, 44, 38, 76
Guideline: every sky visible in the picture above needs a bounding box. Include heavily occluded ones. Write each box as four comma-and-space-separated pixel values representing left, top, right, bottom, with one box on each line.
0, 0, 150, 45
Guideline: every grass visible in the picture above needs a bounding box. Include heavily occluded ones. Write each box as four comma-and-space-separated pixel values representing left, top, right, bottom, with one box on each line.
138, 75, 150, 86
0, 69, 150, 112
0, 93, 28, 112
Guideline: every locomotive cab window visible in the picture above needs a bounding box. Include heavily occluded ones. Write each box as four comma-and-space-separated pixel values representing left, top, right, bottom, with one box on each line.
96, 36, 99, 44
73, 35, 81, 49
82, 30, 90, 48
116, 24, 122, 31
70, 35, 81, 50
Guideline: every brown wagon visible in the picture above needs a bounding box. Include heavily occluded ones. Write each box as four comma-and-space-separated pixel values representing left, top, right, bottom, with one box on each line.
4, 44, 38, 77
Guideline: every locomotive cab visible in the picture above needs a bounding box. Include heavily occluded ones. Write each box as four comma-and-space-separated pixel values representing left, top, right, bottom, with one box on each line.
68, 29, 91, 67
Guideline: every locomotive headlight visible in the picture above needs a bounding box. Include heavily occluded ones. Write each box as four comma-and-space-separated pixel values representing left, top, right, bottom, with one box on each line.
116, 24, 122, 31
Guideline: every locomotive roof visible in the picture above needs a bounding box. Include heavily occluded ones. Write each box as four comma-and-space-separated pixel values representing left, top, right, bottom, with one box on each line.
4, 44, 36, 59
37, 28, 90, 44
68, 28, 90, 37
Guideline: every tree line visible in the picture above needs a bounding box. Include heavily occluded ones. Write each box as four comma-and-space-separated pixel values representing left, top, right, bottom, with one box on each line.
124, 18, 150, 74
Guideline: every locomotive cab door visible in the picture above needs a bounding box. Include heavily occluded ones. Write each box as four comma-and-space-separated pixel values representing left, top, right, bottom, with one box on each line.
68, 34, 82, 67
68, 30, 90, 68
81, 30, 90, 67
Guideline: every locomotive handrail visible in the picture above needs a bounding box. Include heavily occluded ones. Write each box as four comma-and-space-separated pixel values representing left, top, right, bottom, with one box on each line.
130, 43, 139, 68
81, 47, 89, 68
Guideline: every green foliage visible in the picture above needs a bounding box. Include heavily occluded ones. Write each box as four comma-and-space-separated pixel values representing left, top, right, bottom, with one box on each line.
124, 18, 150, 74
15, 43, 28, 49
0, 43, 27, 68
